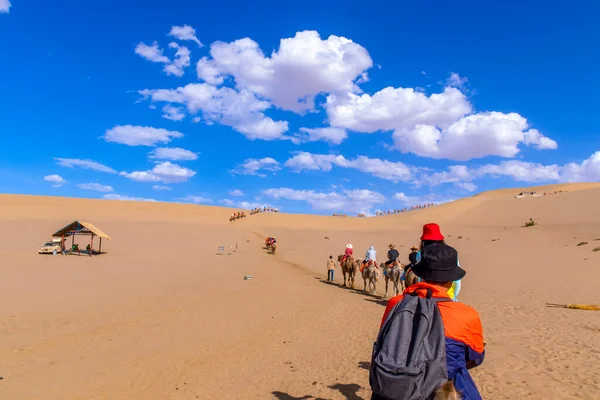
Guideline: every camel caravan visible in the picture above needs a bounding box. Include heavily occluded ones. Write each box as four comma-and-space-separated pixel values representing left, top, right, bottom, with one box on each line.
338, 244, 419, 297
375, 203, 436, 216
250, 206, 279, 215
229, 211, 247, 221
332, 213, 348, 217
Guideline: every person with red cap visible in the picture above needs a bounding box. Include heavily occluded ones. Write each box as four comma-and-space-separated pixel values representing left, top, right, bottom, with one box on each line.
417, 223, 462, 302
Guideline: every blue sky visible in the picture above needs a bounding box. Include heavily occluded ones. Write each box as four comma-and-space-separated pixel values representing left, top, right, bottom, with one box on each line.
1, 0, 599, 215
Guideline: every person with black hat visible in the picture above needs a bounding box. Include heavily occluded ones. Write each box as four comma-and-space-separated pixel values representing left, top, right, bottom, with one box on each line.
385, 244, 399, 267
417, 223, 462, 302
377, 242, 485, 400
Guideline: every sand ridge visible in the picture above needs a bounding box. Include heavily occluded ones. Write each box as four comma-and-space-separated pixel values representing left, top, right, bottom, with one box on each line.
1, 183, 600, 399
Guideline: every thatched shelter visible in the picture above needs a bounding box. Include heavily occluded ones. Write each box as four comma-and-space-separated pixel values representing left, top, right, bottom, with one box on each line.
51, 220, 111, 256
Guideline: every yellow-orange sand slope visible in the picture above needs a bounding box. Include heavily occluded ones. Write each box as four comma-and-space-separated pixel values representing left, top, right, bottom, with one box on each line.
1, 184, 600, 400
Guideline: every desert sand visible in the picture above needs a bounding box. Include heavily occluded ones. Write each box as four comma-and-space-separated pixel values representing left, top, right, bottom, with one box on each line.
1, 183, 600, 400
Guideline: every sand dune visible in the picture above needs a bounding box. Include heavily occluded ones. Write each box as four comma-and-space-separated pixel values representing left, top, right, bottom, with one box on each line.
1, 183, 600, 399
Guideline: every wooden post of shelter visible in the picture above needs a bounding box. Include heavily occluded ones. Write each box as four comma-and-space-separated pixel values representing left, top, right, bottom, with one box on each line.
99, 237, 102, 253
90, 234, 94, 257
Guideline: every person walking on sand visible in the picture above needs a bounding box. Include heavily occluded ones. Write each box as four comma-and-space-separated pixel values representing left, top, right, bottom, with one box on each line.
327, 255, 336, 282
417, 223, 462, 302
371, 243, 485, 400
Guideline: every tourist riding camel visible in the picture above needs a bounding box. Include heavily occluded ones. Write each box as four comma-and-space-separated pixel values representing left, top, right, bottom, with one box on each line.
417, 223, 462, 302
384, 244, 400, 276
361, 245, 377, 273
265, 236, 276, 247
341, 244, 353, 264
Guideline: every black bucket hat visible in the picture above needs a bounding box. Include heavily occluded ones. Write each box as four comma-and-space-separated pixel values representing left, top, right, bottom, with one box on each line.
412, 242, 465, 283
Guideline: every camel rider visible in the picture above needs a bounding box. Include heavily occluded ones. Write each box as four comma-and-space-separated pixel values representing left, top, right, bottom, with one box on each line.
342, 244, 353, 263
383, 244, 399, 277
385, 244, 399, 267
362, 246, 377, 272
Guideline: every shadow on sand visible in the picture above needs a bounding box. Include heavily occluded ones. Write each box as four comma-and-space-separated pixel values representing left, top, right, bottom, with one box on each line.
316, 278, 391, 306
272, 382, 365, 400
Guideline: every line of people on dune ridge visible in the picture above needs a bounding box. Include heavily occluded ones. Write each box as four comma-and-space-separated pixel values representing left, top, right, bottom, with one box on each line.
250, 206, 279, 215
375, 204, 436, 216
230, 207, 280, 221
328, 223, 485, 400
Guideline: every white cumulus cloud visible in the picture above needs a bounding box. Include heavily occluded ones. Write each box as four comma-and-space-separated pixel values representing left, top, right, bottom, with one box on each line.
152, 185, 172, 191
103, 125, 183, 146
77, 183, 114, 192
55, 158, 116, 174
263, 187, 384, 213
291, 127, 348, 145
230, 157, 281, 177
393, 112, 558, 161
326, 86, 472, 134
139, 83, 288, 140
196, 30, 373, 112
178, 195, 212, 204
163, 42, 191, 77
284, 152, 414, 182
0, 0, 10, 13
44, 174, 67, 187
561, 151, 600, 182
228, 189, 244, 197
120, 161, 196, 184
169, 25, 203, 47
135, 39, 192, 77
135, 41, 170, 63
162, 104, 186, 121
446, 72, 468, 90
148, 147, 198, 161
421, 160, 564, 189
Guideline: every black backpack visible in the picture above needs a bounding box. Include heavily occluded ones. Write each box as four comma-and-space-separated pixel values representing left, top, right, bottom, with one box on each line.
370, 288, 450, 400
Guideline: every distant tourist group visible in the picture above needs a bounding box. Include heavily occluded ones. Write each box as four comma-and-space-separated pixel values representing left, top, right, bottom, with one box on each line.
376, 203, 435, 216
332, 213, 348, 217
229, 212, 246, 221
543, 190, 567, 196
250, 207, 279, 215
231, 207, 280, 221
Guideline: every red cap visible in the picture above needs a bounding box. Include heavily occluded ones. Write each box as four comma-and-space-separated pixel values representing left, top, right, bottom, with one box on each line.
421, 223, 444, 241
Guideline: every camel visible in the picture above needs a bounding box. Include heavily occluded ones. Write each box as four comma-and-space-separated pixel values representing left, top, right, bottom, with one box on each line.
337, 255, 357, 289
434, 381, 461, 400
404, 265, 419, 288
357, 258, 379, 294
381, 260, 403, 298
